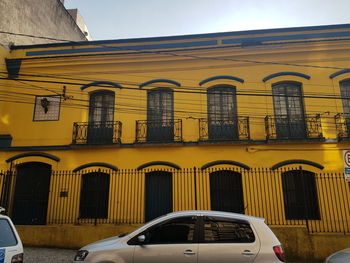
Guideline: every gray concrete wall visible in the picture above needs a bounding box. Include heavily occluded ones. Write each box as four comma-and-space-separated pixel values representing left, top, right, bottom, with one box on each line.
0, 0, 87, 47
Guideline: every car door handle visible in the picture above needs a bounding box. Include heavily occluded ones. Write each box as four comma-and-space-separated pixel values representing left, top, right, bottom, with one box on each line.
242, 250, 254, 256
184, 249, 196, 256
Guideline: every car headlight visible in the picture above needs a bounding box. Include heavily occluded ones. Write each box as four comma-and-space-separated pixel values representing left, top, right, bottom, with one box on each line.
74, 250, 89, 261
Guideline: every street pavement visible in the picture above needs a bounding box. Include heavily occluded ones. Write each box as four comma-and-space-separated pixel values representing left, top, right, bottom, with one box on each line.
24, 246, 324, 263
24, 247, 76, 263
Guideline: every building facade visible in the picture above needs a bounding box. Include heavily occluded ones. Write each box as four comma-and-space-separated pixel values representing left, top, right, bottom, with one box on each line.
0, 23, 350, 257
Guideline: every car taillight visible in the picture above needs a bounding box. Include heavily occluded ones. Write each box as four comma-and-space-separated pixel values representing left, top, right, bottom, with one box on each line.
273, 245, 285, 262
11, 253, 23, 263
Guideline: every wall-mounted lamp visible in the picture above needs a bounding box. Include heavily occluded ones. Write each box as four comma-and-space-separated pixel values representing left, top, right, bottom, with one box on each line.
40, 98, 50, 113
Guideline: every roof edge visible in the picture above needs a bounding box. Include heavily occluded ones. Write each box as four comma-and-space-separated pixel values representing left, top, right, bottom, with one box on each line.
11, 23, 350, 50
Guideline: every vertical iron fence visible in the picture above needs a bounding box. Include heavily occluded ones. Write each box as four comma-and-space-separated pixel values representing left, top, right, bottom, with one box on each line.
0, 168, 349, 234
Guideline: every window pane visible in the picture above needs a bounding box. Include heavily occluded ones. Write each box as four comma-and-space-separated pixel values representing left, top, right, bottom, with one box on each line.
208, 86, 236, 122
147, 89, 173, 122
89, 91, 115, 123
0, 219, 17, 247
341, 80, 350, 114
203, 217, 255, 243
272, 83, 304, 118
146, 216, 196, 244
272, 83, 306, 138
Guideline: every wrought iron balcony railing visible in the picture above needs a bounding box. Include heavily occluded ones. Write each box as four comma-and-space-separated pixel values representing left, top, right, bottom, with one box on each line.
199, 117, 250, 141
136, 119, 182, 143
72, 121, 122, 145
265, 114, 323, 140
335, 113, 350, 139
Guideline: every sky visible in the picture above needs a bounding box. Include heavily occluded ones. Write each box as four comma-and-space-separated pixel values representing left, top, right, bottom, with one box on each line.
64, 0, 350, 41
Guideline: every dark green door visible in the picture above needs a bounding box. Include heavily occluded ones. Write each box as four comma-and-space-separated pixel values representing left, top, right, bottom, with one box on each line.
145, 171, 172, 222
12, 162, 51, 225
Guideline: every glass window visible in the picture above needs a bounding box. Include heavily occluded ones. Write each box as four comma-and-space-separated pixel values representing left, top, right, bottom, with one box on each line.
146, 88, 174, 142
340, 80, 350, 114
147, 88, 174, 123
208, 85, 237, 123
272, 82, 304, 118
207, 85, 238, 140
272, 82, 306, 139
144, 216, 196, 244
203, 216, 255, 243
0, 219, 18, 247
89, 91, 115, 123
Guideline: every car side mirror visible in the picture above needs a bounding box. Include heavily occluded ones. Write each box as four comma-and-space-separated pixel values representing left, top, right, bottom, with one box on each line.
137, 235, 146, 244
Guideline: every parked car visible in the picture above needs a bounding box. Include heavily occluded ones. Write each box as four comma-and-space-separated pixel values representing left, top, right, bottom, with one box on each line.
0, 207, 23, 263
73, 210, 285, 263
325, 248, 350, 263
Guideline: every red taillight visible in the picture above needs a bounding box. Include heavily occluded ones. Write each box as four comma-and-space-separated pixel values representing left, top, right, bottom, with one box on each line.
11, 253, 23, 263
273, 245, 285, 262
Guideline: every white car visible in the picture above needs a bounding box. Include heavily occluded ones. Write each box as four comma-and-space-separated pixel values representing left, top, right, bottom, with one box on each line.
325, 248, 350, 263
0, 207, 23, 263
74, 210, 285, 263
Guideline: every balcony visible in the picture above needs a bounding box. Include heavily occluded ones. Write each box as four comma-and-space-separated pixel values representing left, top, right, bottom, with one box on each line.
136, 119, 182, 143
72, 121, 122, 145
335, 113, 350, 139
199, 117, 250, 142
265, 114, 323, 140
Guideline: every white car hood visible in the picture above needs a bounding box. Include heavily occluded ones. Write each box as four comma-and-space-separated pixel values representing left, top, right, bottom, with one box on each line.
82, 236, 123, 251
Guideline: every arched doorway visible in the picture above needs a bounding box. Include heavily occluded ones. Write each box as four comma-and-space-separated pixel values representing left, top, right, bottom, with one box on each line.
12, 162, 52, 225
210, 170, 244, 213
145, 171, 172, 222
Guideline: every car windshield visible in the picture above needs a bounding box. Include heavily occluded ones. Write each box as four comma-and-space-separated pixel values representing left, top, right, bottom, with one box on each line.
0, 218, 17, 247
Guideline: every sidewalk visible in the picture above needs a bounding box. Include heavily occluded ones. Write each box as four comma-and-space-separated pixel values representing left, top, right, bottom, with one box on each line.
24, 247, 76, 263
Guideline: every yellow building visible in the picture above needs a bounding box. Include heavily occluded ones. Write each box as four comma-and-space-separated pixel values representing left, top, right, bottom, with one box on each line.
0, 24, 350, 258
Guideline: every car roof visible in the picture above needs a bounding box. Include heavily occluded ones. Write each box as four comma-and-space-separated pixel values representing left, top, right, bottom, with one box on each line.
0, 213, 10, 219
163, 210, 264, 222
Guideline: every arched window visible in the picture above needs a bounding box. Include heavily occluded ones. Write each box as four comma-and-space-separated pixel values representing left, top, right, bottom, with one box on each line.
282, 169, 320, 220
79, 171, 110, 219
147, 88, 174, 142
88, 90, 115, 144
209, 170, 244, 213
272, 82, 306, 139
207, 85, 238, 140
145, 171, 173, 222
